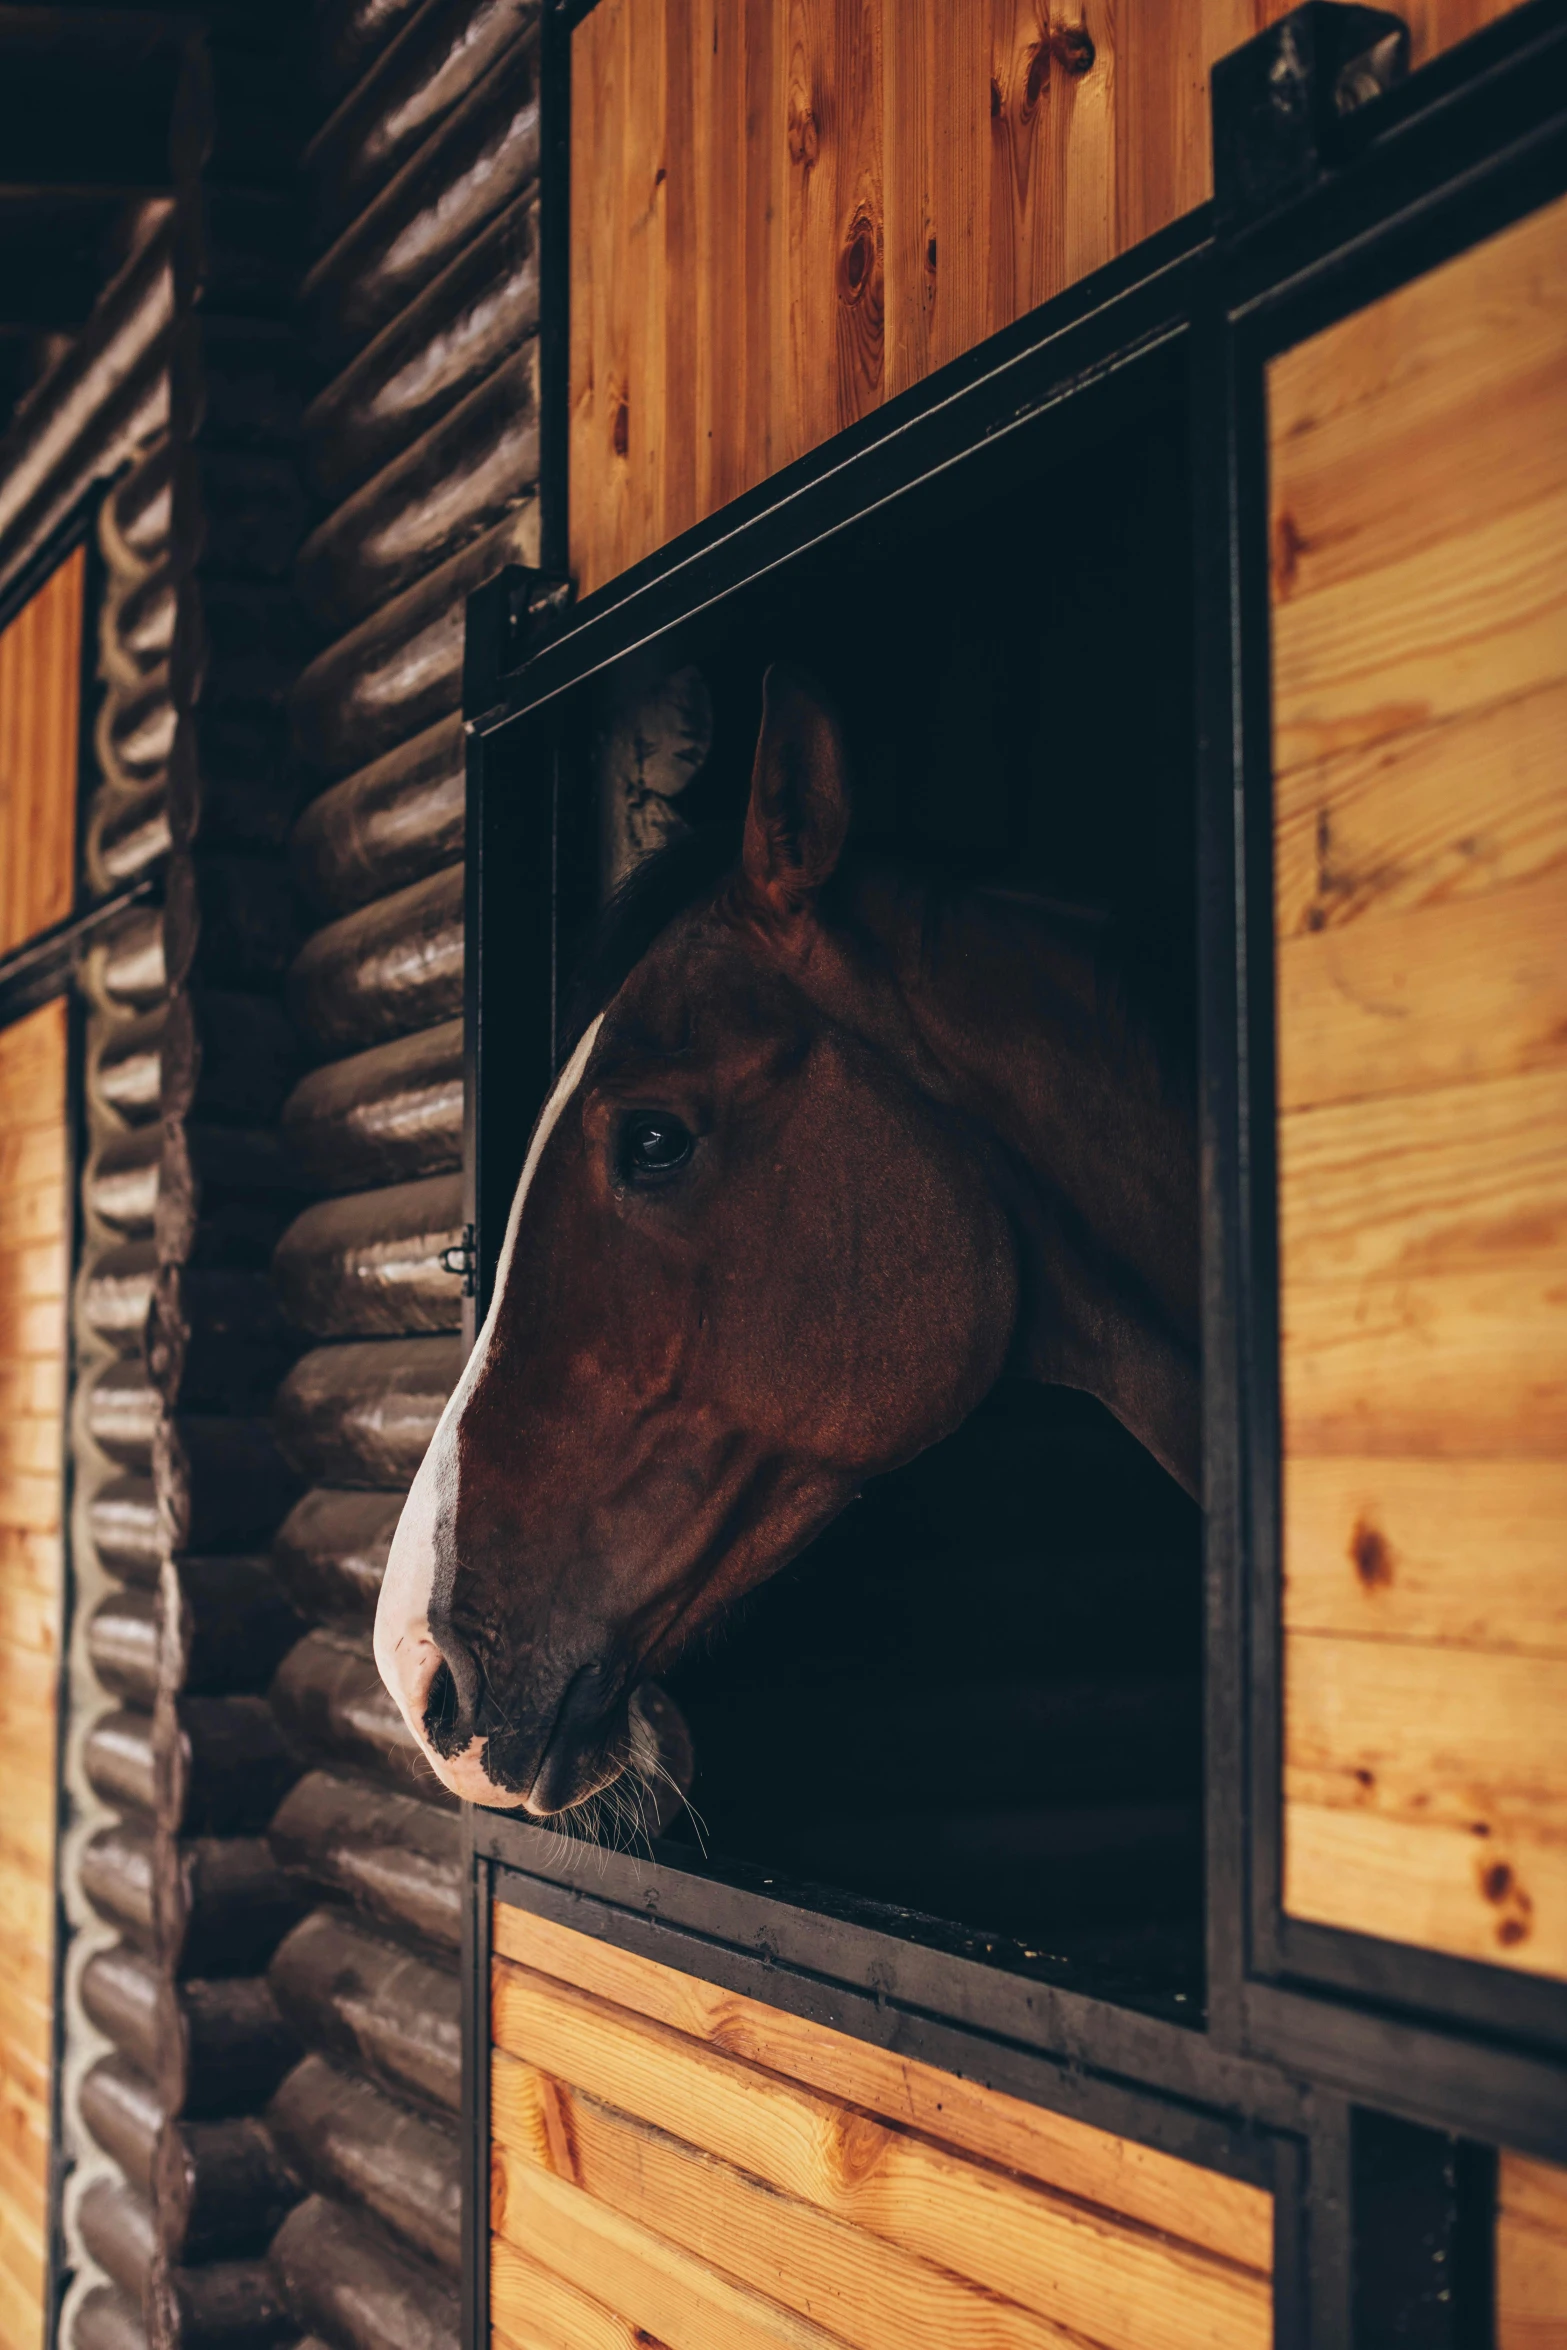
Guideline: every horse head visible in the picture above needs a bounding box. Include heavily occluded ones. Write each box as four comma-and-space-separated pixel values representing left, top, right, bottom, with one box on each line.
374, 666, 1021, 1812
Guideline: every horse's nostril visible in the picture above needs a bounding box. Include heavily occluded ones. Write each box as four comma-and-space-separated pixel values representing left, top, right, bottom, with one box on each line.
423, 1659, 465, 1756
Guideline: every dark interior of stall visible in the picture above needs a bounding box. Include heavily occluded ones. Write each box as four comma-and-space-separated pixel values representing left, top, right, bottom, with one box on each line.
555, 388, 1204, 2017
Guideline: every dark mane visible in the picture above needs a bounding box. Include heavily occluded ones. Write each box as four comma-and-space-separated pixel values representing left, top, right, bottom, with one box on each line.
558, 824, 743, 1066
559, 823, 1194, 1099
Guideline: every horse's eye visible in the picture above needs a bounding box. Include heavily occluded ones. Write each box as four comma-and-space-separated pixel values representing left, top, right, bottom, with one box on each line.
623, 1112, 694, 1181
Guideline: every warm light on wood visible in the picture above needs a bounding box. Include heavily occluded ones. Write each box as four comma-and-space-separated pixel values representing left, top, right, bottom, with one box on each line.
1497, 2153, 1567, 2349
1271, 190, 1567, 1977
0, 998, 68, 2350
0, 547, 83, 959
490, 1905, 1273, 2350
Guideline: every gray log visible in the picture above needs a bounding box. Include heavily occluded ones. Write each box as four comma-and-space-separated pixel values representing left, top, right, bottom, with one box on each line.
153, 2113, 302, 2263
287, 505, 534, 776
87, 1129, 162, 1240
161, 1554, 305, 1697
153, 1832, 307, 1979
154, 1121, 301, 1272
172, 446, 307, 581
314, 0, 426, 103
272, 1336, 460, 1487
102, 669, 175, 790
269, 1627, 454, 1808
96, 784, 173, 890
79, 2055, 165, 2196
77, 2175, 157, 2304
84, 1707, 156, 1817
87, 1591, 160, 1704
271, 2194, 457, 2350
69, 2284, 146, 2350
307, 0, 537, 250
82, 1239, 157, 1351
167, 579, 303, 720
303, 192, 536, 507
285, 863, 462, 1055
98, 907, 168, 1011
160, 988, 298, 1127
115, 561, 176, 674
155, 1976, 300, 2120
89, 1476, 162, 1586
271, 1487, 401, 1627
144, 2252, 296, 2350
281, 1019, 462, 1193
81, 1822, 156, 1945
81, 1944, 162, 2079
153, 1693, 301, 1836
106, 435, 173, 571
290, 720, 463, 919
269, 1909, 459, 2114
300, 37, 538, 369
271, 1175, 464, 1339
169, 314, 306, 460
92, 1009, 165, 1125
268, 1770, 461, 1951
85, 1359, 161, 1470
156, 1415, 303, 1555
295, 341, 538, 634
167, 706, 300, 858
268, 2053, 459, 2273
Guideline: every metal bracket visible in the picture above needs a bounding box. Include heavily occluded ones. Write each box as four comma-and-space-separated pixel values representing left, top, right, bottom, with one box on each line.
1211, 3, 1410, 236
441, 1223, 478, 1296
463, 563, 575, 725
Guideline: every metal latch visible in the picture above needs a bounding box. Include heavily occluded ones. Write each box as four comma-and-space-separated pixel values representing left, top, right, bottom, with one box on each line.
440, 1225, 478, 1296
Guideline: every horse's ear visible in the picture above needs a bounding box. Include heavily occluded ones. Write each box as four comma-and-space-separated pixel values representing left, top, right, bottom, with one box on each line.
742, 663, 851, 919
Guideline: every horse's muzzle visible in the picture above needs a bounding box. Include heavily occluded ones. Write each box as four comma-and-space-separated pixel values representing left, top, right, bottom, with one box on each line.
490, 1657, 627, 1815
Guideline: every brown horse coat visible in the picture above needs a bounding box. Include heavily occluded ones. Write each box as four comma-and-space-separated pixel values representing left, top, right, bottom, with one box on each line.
375, 666, 1198, 1813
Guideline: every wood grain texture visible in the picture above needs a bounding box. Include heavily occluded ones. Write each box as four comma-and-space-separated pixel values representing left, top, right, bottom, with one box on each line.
492, 1960, 1271, 2350
569, 1, 1524, 596
1272, 190, 1567, 1976
1498, 2153, 1567, 2350
491, 1903, 1274, 2271
0, 999, 67, 2350
489, 1911, 1272, 2350
0, 549, 82, 960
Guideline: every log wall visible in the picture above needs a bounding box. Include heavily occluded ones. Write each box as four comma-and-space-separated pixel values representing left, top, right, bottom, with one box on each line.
568, 0, 1522, 597
56, 29, 313, 2350
254, 4, 543, 2342
491, 1904, 1275, 2350
1270, 191, 1567, 1975
0, 997, 70, 2350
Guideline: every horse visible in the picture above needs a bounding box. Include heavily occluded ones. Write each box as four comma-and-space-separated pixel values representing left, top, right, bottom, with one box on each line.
374, 664, 1199, 1816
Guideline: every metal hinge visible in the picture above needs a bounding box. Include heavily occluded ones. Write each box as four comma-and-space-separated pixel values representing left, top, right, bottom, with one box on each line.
440, 1224, 478, 1296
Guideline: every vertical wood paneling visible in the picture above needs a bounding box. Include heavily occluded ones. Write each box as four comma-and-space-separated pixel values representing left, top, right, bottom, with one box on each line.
1271, 190, 1567, 1978
569, 0, 1528, 595
0, 547, 83, 958
0, 998, 67, 2350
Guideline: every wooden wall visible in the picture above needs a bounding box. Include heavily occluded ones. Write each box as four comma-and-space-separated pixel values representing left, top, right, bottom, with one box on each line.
1270, 189, 1567, 1976
569, 0, 1522, 596
0, 546, 81, 955
491, 1904, 1274, 2350
1498, 2153, 1567, 2348
0, 997, 69, 2350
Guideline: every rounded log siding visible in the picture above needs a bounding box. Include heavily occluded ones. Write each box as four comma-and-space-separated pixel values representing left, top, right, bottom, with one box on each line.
262, 7, 541, 2335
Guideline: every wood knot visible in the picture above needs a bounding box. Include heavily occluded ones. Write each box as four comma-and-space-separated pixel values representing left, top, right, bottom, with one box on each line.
612, 397, 630, 460
1023, 27, 1096, 110
838, 211, 877, 306
788, 102, 819, 168
826, 2106, 887, 2187
1350, 1518, 1392, 1590
1477, 1855, 1533, 1948
1273, 509, 1308, 598
990, 75, 1002, 117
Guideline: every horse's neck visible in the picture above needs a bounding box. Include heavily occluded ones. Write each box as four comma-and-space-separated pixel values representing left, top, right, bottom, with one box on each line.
840, 867, 1202, 1495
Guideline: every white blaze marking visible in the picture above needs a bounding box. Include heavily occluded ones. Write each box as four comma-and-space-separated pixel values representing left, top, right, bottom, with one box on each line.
373, 1014, 606, 1784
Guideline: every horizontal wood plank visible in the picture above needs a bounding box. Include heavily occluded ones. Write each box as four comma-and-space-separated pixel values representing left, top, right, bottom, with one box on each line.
494, 2243, 677, 2350
1273, 676, 1567, 941
1276, 864, 1567, 1116
1278, 1065, 1567, 1290
1280, 1256, 1567, 1459
1283, 1801, 1567, 1977
1282, 1458, 1567, 1655
496, 2058, 1168, 2350
492, 2149, 854, 2350
491, 1963, 1269, 2350
490, 1905, 1273, 2272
